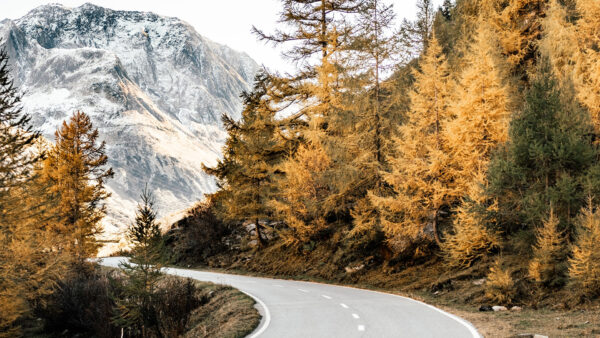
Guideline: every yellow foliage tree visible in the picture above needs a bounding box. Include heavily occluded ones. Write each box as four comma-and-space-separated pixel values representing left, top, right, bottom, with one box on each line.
569, 199, 600, 296
573, 0, 600, 131
445, 20, 511, 191
372, 36, 454, 248
528, 208, 567, 286
539, 0, 577, 88
41, 111, 114, 261
442, 172, 501, 267
485, 258, 515, 304
271, 142, 333, 247
495, 0, 546, 77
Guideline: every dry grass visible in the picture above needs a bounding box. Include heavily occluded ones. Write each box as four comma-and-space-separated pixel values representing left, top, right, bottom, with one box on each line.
183, 282, 260, 338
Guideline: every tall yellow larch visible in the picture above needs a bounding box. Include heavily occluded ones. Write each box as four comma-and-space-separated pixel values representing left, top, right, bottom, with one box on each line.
528, 208, 567, 286
574, 0, 600, 131
442, 171, 501, 267
41, 111, 114, 261
271, 142, 332, 247
569, 198, 600, 296
496, 0, 546, 77
444, 21, 511, 193
372, 36, 454, 248
539, 0, 577, 88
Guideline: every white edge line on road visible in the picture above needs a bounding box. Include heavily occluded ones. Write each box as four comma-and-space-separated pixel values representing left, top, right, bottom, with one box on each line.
240, 290, 271, 338
352, 313, 360, 319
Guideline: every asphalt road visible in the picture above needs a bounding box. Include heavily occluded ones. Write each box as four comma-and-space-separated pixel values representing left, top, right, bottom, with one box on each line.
100, 257, 481, 338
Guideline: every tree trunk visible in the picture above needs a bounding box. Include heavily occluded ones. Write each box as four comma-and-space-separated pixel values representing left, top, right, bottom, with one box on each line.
432, 208, 442, 246
255, 218, 266, 247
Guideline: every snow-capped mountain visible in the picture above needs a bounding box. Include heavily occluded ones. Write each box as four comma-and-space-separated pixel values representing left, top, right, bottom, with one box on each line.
0, 3, 258, 243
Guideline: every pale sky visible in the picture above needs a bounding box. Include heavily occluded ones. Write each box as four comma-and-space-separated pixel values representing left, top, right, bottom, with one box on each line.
0, 0, 443, 73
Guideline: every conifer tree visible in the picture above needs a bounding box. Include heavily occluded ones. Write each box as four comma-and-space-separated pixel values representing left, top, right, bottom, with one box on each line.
495, 0, 546, 79
41, 111, 114, 261
348, 0, 399, 236
569, 198, 600, 296
573, 0, 600, 131
271, 142, 333, 246
399, 0, 436, 60
0, 49, 65, 337
444, 20, 511, 192
204, 72, 286, 246
539, 0, 577, 90
115, 187, 164, 335
372, 36, 454, 248
442, 172, 501, 267
488, 68, 597, 235
255, 0, 366, 239
528, 208, 568, 287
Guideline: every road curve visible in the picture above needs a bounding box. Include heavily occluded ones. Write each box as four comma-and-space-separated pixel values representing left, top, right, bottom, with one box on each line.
100, 257, 481, 338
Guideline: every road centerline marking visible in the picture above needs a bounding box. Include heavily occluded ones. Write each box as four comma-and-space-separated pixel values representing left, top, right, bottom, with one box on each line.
358, 325, 365, 331
340, 303, 349, 309
322, 294, 332, 299
298, 288, 309, 293
273, 284, 283, 288
352, 313, 360, 319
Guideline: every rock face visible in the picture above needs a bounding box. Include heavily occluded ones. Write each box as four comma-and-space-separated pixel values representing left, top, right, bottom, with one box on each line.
0, 3, 258, 240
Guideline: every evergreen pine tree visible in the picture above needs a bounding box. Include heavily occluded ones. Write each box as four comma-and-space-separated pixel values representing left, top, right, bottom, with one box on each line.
41, 111, 114, 261
0, 49, 65, 337
115, 187, 164, 336
488, 67, 597, 235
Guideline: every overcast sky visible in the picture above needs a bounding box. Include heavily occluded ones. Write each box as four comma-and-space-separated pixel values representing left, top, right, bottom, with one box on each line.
1, 0, 443, 73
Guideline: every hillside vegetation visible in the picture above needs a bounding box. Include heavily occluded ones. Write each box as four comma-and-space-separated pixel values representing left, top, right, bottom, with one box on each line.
170, 0, 600, 319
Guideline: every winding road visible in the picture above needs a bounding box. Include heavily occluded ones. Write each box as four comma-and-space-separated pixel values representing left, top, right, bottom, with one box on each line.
100, 257, 481, 338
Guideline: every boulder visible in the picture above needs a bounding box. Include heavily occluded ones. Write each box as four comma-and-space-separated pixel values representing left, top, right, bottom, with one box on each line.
492, 305, 508, 312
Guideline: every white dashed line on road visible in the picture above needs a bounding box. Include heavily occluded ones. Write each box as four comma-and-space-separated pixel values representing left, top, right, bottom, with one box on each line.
358, 325, 365, 331
273, 284, 283, 288
298, 288, 309, 293
352, 313, 360, 319
340, 303, 349, 309
322, 295, 332, 299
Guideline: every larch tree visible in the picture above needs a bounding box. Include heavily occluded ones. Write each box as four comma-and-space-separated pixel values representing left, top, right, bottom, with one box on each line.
203, 72, 286, 247
495, 0, 547, 79
348, 0, 399, 237
398, 0, 436, 60
528, 208, 568, 287
372, 36, 454, 250
41, 111, 114, 261
441, 20, 511, 265
0, 49, 64, 337
573, 0, 600, 132
539, 0, 577, 90
254, 0, 366, 243
569, 198, 600, 296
